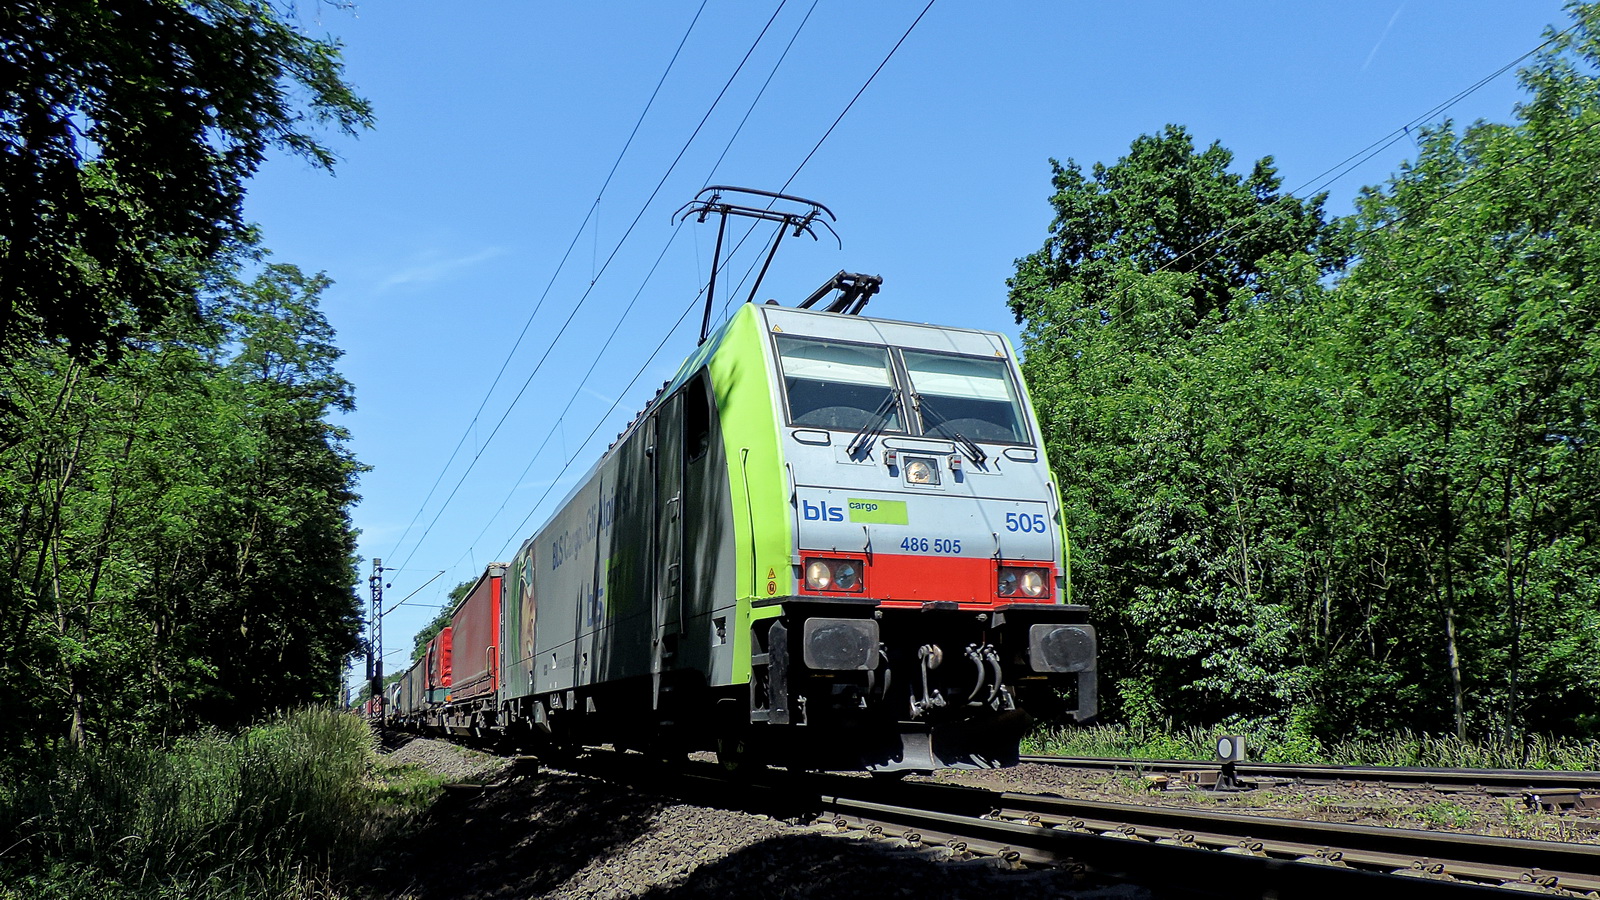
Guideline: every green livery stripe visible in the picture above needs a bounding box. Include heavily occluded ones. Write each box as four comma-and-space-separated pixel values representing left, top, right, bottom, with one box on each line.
704, 305, 791, 685
847, 498, 907, 525
1007, 331, 1072, 606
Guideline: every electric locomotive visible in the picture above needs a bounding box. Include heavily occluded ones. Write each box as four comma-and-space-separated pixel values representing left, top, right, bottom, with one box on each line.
489, 299, 1096, 769
390, 189, 1097, 771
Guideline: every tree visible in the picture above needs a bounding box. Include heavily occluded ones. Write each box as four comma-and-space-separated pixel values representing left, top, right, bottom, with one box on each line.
1009, 4, 1600, 745
1009, 126, 1341, 729
0, 1, 372, 363
1007, 124, 1344, 329
1323, 3, 1600, 741
0, 256, 366, 747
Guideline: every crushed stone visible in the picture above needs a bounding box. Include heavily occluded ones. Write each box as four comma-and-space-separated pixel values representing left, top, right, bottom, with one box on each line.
360, 738, 1153, 900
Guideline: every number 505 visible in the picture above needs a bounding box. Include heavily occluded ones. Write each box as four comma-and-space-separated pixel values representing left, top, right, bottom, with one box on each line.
1005, 512, 1047, 533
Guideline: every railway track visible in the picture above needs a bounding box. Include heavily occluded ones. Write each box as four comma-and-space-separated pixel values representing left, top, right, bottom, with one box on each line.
808, 775, 1600, 897
547, 749, 1600, 897
1020, 754, 1600, 800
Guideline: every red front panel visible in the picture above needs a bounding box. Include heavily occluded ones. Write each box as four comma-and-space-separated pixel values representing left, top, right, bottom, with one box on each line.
449, 570, 502, 700
799, 552, 1057, 608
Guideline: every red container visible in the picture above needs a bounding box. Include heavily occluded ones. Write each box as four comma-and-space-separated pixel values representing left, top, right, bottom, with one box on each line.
449, 564, 504, 701
426, 628, 452, 702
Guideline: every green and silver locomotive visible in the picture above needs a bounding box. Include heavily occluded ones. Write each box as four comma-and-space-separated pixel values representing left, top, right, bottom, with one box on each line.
493, 290, 1096, 770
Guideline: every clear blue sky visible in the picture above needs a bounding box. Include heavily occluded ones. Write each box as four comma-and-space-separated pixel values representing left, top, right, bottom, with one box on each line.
240, 1, 1571, 690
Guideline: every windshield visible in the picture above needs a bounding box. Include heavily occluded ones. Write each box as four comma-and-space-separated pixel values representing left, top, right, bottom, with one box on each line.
903, 350, 1028, 444
776, 336, 903, 432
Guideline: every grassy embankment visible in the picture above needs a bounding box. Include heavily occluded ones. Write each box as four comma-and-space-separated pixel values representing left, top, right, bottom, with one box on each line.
1026, 723, 1600, 770
0, 709, 452, 900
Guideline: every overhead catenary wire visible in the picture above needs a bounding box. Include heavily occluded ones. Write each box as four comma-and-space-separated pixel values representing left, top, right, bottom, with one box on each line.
364, 11, 1577, 693
391, 1, 795, 575
455, 5, 824, 567
456, 221, 690, 561
702, 0, 820, 189
384, 1, 711, 566
481, 200, 787, 562
779, 0, 936, 194
1357, 112, 1600, 239
383, 569, 446, 617
488, 2, 945, 558
364, 0, 943, 684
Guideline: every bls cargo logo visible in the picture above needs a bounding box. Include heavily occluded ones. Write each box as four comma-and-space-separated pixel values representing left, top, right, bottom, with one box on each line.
802, 499, 844, 521
803, 497, 910, 525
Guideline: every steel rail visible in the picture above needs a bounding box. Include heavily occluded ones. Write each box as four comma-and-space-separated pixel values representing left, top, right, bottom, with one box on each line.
813, 778, 1600, 896
995, 789, 1600, 888
1020, 754, 1600, 793
820, 797, 1535, 898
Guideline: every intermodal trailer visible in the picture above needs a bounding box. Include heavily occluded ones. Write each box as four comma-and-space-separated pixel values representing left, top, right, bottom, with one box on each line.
425, 628, 451, 707
443, 564, 504, 736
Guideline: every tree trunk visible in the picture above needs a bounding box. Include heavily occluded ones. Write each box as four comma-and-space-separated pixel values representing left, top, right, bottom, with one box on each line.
1443, 593, 1466, 740
1503, 467, 1520, 753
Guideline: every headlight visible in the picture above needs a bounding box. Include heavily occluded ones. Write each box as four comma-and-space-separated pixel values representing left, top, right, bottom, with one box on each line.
805, 557, 864, 592
998, 566, 1049, 598
834, 561, 860, 590
998, 568, 1019, 596
1021, 569, 1046, 597
904, 456, 939, 485
805, 559, 833, 590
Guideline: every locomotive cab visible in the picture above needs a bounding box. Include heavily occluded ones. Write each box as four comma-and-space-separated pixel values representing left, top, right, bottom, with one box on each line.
744, 305, 1096, 770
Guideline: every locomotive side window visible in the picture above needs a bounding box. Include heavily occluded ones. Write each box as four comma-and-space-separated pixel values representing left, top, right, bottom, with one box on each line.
902, 350, 1028, 444
776, 336, 903, 432
684, 371, 712, 463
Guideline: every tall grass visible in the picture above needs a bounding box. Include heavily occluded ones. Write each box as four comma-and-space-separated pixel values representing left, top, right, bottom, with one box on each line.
1027, 722, 1600, 770
0, 708, 376, 899
1321, 730, 1600, 770
1025, 723, 1215, 761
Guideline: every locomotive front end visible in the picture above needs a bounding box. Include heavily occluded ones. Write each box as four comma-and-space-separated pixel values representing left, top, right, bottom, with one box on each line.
749, 306, 1096, 771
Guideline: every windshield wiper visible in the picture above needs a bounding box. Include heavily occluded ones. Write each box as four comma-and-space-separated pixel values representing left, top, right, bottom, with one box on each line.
912, 393, 988, 465
847, 392, 900, 457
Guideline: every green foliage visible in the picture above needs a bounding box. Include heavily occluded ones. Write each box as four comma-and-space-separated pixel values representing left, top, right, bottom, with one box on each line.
0, 0, 372, 364
1417, 801, 1475, 830
1323, 730, 1600, 770
0, 255, 365, 748
0, 708, 374, 899
1013, 127, 1338, 729
1012, 3, 1600, 747
1260, 708, 1326, 764
1024, 722, 1213, 760
1006, 123, 1343, 328
1029, 723, 1600, 770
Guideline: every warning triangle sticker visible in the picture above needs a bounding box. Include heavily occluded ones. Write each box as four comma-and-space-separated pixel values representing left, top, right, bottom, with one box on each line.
766, 567, 776, 579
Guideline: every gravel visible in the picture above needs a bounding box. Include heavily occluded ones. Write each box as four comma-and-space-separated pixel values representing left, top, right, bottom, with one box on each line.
362, 737, 1153, 900
381, 734, 513, 784
363, 736, 1598, 899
